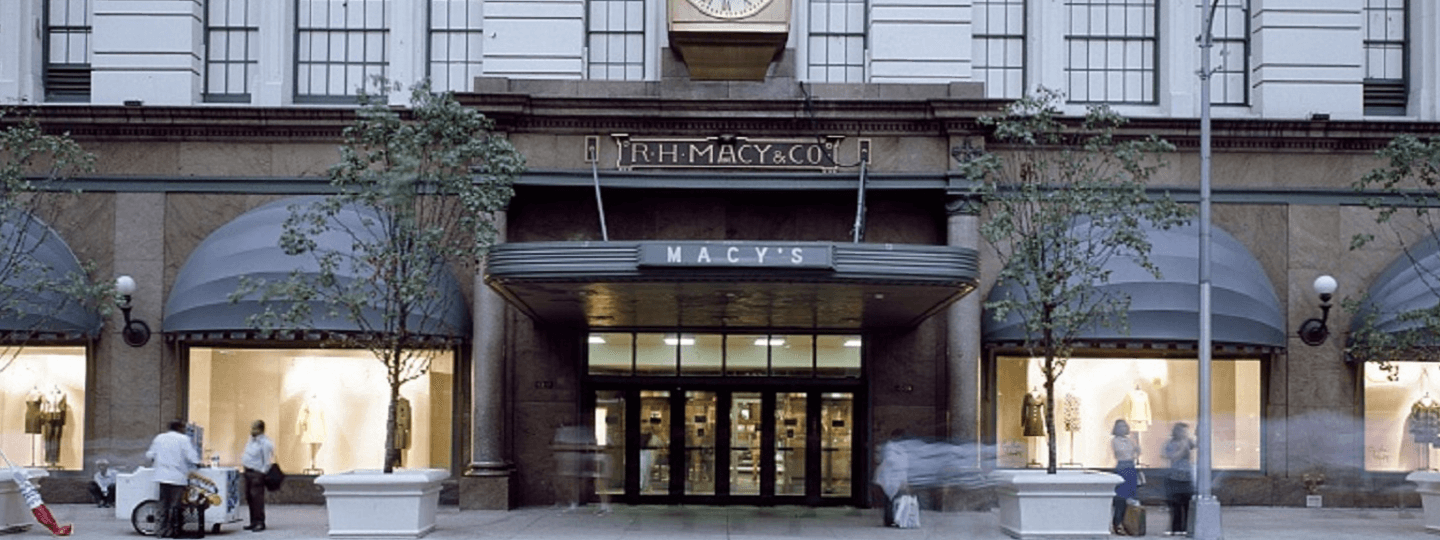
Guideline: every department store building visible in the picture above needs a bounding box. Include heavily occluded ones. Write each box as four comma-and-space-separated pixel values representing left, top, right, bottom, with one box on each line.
1, 0, 1440, 510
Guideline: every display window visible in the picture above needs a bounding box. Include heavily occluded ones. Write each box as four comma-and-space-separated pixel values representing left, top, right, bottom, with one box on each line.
187, 347, 454, 474
995, 356, 1262, 471
1363, 363, 1440, 471
587, 332, 861, 378
0, 347, 87, 470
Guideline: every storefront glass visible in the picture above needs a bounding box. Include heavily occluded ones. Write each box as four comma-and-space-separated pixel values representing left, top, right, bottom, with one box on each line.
187, 347, 454, 473
595, 390, 625, 495
639, 390, 669, 494
587, 332, 862, 378
1364, 363, 1440, 471
730, 392, 762, 495
821, 392, 853, 497
995, 356, 1262, 470
776, 392, 806, 495
0, 346, 86, 470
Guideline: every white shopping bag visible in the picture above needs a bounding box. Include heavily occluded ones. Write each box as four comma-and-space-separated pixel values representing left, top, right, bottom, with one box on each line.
893, 494, 920, 529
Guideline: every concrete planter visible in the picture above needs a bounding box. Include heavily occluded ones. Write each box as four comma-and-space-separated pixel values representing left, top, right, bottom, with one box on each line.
1407, 470, 1440, 533
994, 469, 1123, 539
0, 468, 46, 533
315, 469, 449, 539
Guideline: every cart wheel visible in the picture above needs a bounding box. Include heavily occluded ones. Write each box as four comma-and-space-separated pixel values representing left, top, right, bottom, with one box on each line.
131, 500, 161, 536
212, 523, 221, 533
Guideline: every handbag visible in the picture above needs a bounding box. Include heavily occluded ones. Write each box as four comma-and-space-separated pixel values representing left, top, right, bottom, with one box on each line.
1121, 501, 1146, 536
1136, 470, 1147, 486
893, 494, 921, 529
263, 463, 285, 491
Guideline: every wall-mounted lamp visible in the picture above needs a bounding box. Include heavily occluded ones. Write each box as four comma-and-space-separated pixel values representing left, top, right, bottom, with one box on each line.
1298, 275, 1337, 346
115, 275, 151, 347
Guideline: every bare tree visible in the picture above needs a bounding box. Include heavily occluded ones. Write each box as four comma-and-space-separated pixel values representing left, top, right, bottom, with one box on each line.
959, 88, 1191, 473
0, 109, 108, 374
232, 80, 524, 472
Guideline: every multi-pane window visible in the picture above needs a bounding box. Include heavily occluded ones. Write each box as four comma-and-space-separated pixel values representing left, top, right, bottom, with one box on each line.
974, 0, 1025, 99
1201, 0, 1248, 106
807, 0, 866, 83
429, 0, 484, 92
205, 0, 260, 102
1064, 0, 1157, 104
44, 0, 92, 102
1363, 0, 1407, 116
296, 0, 389, 102
586, 0, 645, 80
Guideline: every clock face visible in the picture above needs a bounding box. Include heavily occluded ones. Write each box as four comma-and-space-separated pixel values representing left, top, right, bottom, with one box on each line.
685, 0, 774, 19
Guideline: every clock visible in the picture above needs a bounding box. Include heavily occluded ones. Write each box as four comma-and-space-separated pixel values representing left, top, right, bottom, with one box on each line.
685, 0, 774, 19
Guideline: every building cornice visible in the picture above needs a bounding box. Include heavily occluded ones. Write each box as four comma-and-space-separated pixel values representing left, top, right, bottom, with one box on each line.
5, 94, 1440, 153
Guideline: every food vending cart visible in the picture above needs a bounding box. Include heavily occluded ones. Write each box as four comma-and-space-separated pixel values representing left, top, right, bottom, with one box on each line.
116, 466, 241, 536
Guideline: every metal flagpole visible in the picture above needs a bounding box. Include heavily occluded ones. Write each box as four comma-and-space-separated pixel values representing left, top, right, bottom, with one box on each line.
1193, 1, 1224, 538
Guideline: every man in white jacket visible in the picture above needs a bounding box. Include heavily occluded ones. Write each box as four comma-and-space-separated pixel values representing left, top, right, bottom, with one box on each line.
146, 419, 201, 538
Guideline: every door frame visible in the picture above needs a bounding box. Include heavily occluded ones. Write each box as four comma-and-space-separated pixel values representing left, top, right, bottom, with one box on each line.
585, 379, 866, 506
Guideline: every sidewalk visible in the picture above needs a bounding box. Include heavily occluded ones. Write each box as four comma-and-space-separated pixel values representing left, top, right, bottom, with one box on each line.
18, 502, 1435, 539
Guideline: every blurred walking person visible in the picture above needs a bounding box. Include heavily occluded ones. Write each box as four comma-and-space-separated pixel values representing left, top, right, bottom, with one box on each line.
1163, 422, 1196, 536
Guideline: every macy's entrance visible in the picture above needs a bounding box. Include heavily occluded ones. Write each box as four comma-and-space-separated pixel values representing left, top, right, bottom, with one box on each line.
582, 332, 865, 505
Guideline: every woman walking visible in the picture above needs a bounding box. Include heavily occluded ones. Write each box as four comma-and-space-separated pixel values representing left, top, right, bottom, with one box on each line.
1110, 419, 1139, 535
1163, 422, 1197, 536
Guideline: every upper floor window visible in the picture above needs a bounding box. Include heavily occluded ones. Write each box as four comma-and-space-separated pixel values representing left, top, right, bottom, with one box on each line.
205, 0, 261, 102
1202, 0, 1248, 106
586, 0, 646, 80
1064, 0, 1157, 104
974, 0, 1026, 99
806, 0, 866, 83
429, 0, 484, 92
296, 0, 389, 103
44, 0, 92, 102
1363, 0, 1407, 116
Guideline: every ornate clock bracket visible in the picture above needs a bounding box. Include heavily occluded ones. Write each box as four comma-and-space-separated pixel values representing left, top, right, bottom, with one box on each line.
668, 0, 793, 81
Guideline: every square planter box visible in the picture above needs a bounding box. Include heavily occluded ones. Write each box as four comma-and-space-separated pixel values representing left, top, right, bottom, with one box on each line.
995, 468, 1122, 539
1407, 470, 1440, 533
315, 468, 449, 539
0, 468, 46, 533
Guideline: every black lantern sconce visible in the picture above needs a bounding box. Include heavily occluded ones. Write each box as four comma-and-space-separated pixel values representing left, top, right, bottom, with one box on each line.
115, 275, 151, 347
1297, 275, 1337, 346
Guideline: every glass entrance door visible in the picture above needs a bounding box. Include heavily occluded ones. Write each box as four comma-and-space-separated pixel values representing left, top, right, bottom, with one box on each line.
590, 387, 859, 504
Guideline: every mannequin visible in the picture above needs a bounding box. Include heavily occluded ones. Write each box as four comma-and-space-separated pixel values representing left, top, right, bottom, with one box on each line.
297, 394, 327, 474
25, 387, 42, 466
39, 386, 67, 467
1124, 383, 1151, 433
1021, 388, 1046, 467
1410, 392, 1440, 470
391, 397, 412, 468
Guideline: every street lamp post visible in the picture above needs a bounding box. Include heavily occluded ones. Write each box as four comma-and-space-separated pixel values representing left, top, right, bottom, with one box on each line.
1194, 1, 1223, 538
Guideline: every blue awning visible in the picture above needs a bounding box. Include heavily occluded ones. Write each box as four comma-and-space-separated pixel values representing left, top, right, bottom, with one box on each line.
163, 196, 470, 339
983, 221, 1285, 348
1351, 235, 1440, 341
0, 210, 101, 338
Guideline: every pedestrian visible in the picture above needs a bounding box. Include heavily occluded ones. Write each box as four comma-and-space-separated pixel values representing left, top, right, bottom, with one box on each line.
87, 458, 117, 508
1163, 422, 1197, 536
1110, 419, 1139, 535
874, 429, 909, 527
146, 419, 200, 538
242, 419, 275, 532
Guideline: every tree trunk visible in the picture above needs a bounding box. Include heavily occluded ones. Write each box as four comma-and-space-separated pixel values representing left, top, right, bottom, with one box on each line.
1042, 304, 1059, 475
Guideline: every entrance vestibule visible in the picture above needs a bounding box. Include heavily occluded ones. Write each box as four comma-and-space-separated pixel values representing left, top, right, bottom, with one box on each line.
585, 332, 861, 505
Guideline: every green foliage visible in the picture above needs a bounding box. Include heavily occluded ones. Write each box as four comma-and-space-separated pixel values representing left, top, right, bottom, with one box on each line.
0, 109, 107, 374
958, 88, 1191, 473
231, 79, 525, 471
1347, 135, 1440, 377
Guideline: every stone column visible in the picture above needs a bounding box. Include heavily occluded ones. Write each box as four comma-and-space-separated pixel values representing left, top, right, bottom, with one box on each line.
461, 210, 513, 510
92, 0, 203, 105
946, 196, 982, 448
